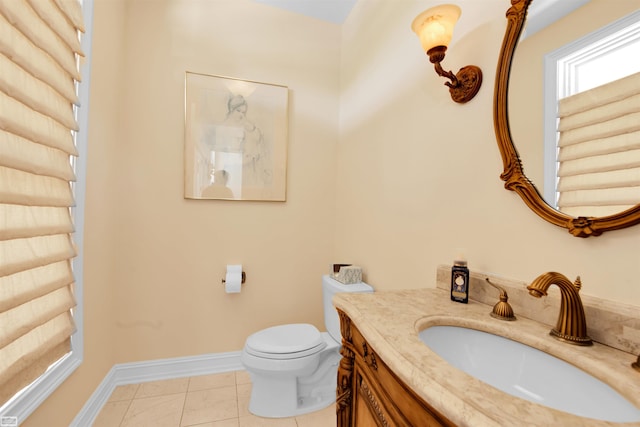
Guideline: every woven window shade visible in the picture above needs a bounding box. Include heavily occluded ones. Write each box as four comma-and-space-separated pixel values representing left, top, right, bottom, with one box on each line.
0, 0, 84, 407
557, 72, 640, 217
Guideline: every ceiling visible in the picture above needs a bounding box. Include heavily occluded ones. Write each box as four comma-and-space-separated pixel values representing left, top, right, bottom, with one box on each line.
253, 0, 357, 25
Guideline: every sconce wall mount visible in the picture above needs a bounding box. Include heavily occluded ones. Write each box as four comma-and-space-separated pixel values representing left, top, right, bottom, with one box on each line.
412, 4, 482, 104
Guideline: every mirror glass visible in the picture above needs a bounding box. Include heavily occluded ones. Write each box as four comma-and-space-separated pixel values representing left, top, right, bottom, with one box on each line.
508, 0, 640, 217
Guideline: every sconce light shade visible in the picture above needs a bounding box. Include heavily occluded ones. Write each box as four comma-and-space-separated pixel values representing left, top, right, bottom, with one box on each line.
411, 4, 482, 104
411, 4, 461, 53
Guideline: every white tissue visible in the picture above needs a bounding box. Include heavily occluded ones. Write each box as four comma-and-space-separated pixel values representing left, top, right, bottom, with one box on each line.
225, 264, 243, 293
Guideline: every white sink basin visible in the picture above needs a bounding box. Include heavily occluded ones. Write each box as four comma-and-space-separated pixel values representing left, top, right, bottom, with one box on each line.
419, 325, 640, 422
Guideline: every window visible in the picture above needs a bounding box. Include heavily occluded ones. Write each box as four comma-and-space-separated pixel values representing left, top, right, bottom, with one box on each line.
544, 10, 640, 214
0, 0, 92, 423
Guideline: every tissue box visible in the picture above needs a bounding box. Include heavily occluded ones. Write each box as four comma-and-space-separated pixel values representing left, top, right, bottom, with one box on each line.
332, 265, 362, 284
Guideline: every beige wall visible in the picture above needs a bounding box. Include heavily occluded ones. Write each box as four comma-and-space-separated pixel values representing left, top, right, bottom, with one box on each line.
24, 0, 340, 425
336, 0, 640, 306
22, 0, 640, 425
106, 0, 340, 363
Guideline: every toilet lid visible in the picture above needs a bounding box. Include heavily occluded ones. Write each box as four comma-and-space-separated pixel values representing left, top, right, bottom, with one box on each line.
245, 323, 326, 359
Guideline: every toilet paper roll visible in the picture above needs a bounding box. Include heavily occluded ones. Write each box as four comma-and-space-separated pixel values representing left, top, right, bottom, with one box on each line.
225, 264, 243, 293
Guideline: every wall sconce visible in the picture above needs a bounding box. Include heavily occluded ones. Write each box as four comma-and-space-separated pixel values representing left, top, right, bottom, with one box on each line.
411, 4, 482, 103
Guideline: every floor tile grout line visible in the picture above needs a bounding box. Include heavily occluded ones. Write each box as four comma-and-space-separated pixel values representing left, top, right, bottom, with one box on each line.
117, 397, 134, 427
235, 373, 241, 422
177, 377, 191, 427
98, 370, 334, 427
116, 383, 138, 427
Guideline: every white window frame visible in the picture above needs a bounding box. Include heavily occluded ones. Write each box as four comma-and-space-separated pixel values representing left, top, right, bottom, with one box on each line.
543, 9, 640, 208
0, 0, 94, 423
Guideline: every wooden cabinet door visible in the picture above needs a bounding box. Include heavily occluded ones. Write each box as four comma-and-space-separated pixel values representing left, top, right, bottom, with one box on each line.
353, 368, 396, 427
337, 309, 455, 427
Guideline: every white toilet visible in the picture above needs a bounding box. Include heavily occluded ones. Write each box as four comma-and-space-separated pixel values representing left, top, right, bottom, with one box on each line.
240, 275, 374, 418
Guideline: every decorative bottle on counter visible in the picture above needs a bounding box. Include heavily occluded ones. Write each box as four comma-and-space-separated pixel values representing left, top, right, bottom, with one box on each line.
451, 257, 469, 304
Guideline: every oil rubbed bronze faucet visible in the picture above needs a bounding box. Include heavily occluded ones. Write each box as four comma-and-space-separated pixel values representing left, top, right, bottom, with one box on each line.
527, 272, 593, 346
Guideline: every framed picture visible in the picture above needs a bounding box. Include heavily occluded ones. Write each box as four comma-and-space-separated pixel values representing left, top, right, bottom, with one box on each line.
184, 72, 288, 201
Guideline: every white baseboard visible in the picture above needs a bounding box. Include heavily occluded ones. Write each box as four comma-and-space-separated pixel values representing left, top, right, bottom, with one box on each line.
70, 351, 242, 427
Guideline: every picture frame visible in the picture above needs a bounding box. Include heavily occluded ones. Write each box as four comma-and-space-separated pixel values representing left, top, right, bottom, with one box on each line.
184, 72, 288, 201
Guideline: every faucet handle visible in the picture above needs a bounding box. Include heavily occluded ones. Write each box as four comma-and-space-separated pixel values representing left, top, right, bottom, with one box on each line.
485, 278, 516, 321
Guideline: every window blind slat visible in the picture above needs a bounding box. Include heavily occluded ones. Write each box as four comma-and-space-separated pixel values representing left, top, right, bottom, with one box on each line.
558, 167, 640, 192
559, 71, 640, 116
558, 93, 640, 132
558, 111, 640, 147
0, 166, 74, 207
0, 261, 74, 313
52, 0, 85, 32
26, 0, 83, 55
0, 321, 74, 406
558, 149, 640, 177
558, 187, 640, 208
0, 53, 78, 131
0, 234, 76, 279
0, 130, 76, 181
558, 130, 640, 161
0, 204, 74, 241
0, 0, 81, 80
561, 205, 636, 218
0, 287, 76, 349
0, 12, 78, 104
0, 91, 78, 155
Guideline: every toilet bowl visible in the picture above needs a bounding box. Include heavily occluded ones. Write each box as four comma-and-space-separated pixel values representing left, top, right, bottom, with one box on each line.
241, 275, 373, 418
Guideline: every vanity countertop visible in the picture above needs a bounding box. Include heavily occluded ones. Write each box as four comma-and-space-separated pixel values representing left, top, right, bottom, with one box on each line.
333, 288, 640, 427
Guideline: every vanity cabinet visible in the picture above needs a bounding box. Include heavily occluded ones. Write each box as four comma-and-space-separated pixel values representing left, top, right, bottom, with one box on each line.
336, 309, 455, 427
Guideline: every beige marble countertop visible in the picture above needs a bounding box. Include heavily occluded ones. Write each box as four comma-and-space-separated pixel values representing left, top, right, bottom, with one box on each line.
333, 288, 640, 427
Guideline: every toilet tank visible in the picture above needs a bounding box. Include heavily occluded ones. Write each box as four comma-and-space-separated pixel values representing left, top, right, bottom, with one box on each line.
322, 275, 374, 343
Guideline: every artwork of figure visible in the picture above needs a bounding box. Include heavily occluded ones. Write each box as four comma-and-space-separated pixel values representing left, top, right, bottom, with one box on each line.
223, 95, 272, 187
185, 72, 287, 201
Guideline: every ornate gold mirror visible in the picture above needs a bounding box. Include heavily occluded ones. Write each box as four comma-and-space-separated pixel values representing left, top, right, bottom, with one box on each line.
494, 0, 640, 237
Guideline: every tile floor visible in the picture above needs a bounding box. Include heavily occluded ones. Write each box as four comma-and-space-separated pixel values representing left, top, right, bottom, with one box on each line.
92, 370, 336, 427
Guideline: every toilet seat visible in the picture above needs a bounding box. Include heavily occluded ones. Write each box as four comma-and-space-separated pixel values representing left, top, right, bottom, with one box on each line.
245, 323, 327, 360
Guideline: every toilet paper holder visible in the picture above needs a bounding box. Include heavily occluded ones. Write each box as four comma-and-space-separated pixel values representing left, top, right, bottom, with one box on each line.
222, 271, 246, 285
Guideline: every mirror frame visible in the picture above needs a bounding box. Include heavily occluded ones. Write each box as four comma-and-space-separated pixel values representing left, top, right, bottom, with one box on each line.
494, 0, 640, 237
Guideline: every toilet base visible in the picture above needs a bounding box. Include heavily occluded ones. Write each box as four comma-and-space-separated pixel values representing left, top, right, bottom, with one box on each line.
244, 334, 341, 418
248, 374, 299, 418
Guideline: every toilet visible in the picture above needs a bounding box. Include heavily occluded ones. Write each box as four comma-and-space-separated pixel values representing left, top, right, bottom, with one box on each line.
240, 275, 374, 418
